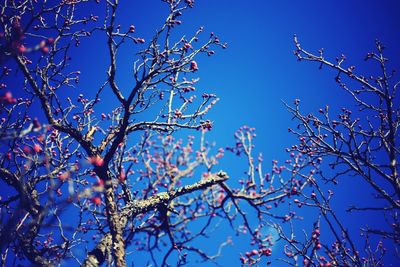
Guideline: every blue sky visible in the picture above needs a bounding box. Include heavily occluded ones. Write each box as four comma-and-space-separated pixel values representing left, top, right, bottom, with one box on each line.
97, 0, 400, 157
2, 0, 400, 266
63, 0, 400, 265
100, 1, 399, 265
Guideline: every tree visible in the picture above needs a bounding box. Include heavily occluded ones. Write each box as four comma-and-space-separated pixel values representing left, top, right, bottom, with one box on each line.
273, 36, 399, 266
0, 1, 398, 267
0, 1, 291, 266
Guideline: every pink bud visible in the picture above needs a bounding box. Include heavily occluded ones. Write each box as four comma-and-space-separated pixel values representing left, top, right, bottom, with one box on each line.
251, 249, 258, 255
33, 144, 42, 153
91, 197, 102, 205
40, 46, 49, 53
18, 44, 27, 53
89, 155, 104, 167
23, 146, 31, 154
190, 61, 198, 71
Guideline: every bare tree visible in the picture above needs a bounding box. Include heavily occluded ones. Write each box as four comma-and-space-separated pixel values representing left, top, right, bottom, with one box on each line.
272, 36, 399, 266
1, 1, 398, 267
0, 1, 295, 266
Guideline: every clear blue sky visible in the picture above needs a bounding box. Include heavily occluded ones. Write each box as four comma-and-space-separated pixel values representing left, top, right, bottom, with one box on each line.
3, 0, 400, 266
68, 0, 400, 265
93, 1, 398, 265
84, 0, 400, 160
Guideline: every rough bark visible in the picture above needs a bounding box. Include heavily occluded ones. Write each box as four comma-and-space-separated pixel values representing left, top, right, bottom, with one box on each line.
82, 172, 229, 266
